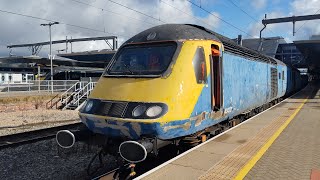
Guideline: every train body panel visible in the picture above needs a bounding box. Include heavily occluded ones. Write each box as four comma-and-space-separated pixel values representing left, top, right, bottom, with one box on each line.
286, 67, 294, 95
86, 40, 221, 123
79, 40, 227, 139
79, 43, 287, 140
285, 67, 304, 96
78, 24, 305, 141
222, 52, 269, 117
276, 62, 287, 98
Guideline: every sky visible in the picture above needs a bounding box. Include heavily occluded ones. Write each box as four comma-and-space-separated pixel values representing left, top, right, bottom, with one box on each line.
0, 0, 319, 57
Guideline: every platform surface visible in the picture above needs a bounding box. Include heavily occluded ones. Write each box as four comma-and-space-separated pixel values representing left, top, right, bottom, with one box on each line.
245, 82, 320, 180
136, 81, 320, 180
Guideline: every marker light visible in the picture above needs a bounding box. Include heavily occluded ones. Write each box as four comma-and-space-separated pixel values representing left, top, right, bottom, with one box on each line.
146, 106, 162, 117
85, 100, 94, 112
132, 105, 147, 117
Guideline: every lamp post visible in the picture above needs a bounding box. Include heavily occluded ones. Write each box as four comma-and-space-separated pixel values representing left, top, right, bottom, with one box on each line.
41, 22, 59, 93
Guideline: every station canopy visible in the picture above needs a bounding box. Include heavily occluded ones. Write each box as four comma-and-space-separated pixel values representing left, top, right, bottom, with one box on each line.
294, 38, 320, 75
0, 55, 107, 68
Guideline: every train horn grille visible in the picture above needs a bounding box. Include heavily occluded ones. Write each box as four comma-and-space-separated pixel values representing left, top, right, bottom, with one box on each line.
96, 101, 128, 118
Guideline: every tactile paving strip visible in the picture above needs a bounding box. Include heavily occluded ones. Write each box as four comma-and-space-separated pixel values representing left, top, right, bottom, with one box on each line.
199, 99, 306, 180
138, 86, 312, 180
244, 87, 320, 180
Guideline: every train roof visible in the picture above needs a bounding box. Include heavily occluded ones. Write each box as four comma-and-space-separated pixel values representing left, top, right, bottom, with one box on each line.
125, 24, 278, 65
186, 25, 278, 65
124, 24, 221, 44
274, 59, 286, 66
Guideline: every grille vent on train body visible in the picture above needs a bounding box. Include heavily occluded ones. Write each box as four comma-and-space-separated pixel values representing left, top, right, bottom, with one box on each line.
185, 24, 278, 65
270, 68, 278, 99
222, 41, 277, 65
96, 101, 128, 118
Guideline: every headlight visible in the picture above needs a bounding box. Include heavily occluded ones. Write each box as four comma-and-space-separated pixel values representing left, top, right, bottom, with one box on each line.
132, 105, 146, 117
85, 100, 94, 112
146, 106, 162, 117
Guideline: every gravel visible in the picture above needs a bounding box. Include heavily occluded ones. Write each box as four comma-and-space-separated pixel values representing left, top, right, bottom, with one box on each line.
0, 110, 80, 136
0, 139, 119, 180
0, 109, 118, 179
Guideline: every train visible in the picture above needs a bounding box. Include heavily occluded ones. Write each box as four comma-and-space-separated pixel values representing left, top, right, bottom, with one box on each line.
56, 24, 307, 165
44, 66, 103, 81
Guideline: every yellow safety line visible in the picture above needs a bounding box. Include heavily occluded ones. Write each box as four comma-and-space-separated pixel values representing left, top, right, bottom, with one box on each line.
234, 98, 308, 180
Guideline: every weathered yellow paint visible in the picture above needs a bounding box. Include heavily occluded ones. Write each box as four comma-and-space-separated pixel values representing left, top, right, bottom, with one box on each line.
88, 40, 222, 123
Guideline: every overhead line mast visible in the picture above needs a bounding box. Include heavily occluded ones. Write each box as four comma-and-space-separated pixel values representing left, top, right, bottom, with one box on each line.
261, 14, 320, 37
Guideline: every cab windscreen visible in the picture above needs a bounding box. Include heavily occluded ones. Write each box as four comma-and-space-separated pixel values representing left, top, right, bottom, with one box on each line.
106, 43, 177, 76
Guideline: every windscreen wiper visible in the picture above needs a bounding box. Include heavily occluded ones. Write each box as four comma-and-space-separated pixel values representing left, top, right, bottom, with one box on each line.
122, 62, 134, 75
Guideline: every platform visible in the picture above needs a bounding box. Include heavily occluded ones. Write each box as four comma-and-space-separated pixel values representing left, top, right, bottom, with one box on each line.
136, 81, 320, 180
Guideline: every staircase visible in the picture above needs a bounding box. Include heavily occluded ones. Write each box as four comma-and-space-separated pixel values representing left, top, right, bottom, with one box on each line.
46, 81, 96, 110
64, 96, 87, 110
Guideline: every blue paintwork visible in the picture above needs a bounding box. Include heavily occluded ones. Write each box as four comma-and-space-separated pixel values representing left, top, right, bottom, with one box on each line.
223, 53, 269, 115
275, 60, 287, 98
286, 67, 294, 95
80, 112, 230, 140
80, 51, 300, 140
285, 67, 303, 96
221, 53, 291, 112
277, 64, 287, 97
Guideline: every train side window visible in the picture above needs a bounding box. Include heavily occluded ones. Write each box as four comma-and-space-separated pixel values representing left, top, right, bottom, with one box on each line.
55, 72, 65, 80
282, 71, 284, 80
70, 72, 81, 80
192, 46, 207, 84
279, 72, 281, 80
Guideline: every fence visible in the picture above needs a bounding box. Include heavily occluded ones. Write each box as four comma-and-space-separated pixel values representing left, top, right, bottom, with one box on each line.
0, 80, 79, 93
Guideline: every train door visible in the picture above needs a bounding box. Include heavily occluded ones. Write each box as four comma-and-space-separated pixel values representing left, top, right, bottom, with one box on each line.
278, 71, 282, 94
282, 70, 285, 94
210, 44, 222, 111
278, 69, 285, 96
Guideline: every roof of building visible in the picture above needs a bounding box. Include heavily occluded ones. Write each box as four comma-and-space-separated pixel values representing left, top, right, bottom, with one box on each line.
0, 56, 106, 68
57, 49, 116, 62
242, 37, 287, 57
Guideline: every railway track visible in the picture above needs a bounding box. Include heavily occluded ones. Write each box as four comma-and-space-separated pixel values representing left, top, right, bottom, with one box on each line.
0, 122, 85, 150
90, 144, 191, 180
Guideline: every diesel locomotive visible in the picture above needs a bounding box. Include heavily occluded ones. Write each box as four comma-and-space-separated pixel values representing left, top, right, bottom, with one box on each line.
56, 24, 305, 164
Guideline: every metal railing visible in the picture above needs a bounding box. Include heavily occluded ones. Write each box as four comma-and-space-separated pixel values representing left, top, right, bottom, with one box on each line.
46, 81, 83, 109
63, 82, 97, 110
0, 80, 79, 93
59, 82, 86, 106
45, 81, 96, 110
45, 93, 60, 109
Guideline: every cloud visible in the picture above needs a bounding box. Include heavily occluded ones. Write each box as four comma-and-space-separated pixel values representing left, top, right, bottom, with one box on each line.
251, 0, 267, 10
247, 0, 320, 40
0, 0, 221, 57
247, 11, 289, 38
291, 0, 320, 15
290, 0, 320, 39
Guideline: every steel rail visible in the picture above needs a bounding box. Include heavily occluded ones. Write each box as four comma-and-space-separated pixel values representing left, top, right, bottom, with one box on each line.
0, 122, 84, 149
